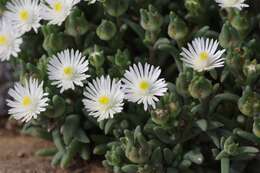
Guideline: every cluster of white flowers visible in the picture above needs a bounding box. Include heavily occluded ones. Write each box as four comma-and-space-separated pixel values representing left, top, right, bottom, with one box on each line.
3, 0, 248, 123
7, 48, 168, 122
0, 0, 81, 61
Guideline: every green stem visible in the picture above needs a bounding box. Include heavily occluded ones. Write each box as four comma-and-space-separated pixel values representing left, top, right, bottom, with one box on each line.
221, 158, 230, 173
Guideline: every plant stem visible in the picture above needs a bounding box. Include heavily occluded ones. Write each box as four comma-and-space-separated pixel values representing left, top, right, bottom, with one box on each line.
221, 158, 230, 173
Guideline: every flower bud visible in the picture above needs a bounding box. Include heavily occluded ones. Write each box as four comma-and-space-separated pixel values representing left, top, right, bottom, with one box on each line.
231, 13, 250, 38
96, 20, 117, 41
219, 22, 240, 49
140, 5, 163, 32
176, 70, 193, 96
85, 45, 105, 68
103, 0, 128, 17
223, 137, 239, 155
168, 12, 188, 45
151, 92, 181, 125
65, 8, 89, 37
184, 0, 203, 16
238, 87, 260, 117
114, 49, 131, 67
188, 76, 212, 99
151, 109, 170, 125
243, 59, 260, 78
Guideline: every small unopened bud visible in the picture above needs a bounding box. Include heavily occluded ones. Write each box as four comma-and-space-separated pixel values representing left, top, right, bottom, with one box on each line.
238, 87, 260, 117
65, 8, 89, 37
184, 0, 203, 16
219, 22, 240, 49
188, 76, 212, 99
140, 5, 163, 32
86, 45, 105, 68
168, 12, 188, 45
96, 20, 117, 41
104, 0, 129, 17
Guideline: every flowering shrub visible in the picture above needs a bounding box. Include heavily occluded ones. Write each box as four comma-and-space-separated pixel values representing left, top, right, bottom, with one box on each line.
1, 0, 260, 172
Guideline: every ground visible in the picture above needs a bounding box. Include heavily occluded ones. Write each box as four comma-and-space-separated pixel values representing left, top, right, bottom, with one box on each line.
0, 119, 108, 173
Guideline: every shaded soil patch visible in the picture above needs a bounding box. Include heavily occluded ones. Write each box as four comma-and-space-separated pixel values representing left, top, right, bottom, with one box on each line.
0, 126, 107, 173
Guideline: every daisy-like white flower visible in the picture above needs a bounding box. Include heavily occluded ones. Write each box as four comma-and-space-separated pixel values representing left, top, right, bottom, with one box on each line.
47, 49, 89, 93
180, 37, 226, 72
215, 0, 249, 10
83, 76, 124, 122
40, 0, 81, 25
0, 20, 23, 61
122, 63, 168, 111
4, 0, 42, 34
6, 78, 49, 122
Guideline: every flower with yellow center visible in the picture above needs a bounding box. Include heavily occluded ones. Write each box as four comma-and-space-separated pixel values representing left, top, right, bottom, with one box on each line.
215, 0, 249, 10
22, 96, 32, 107
19, 10, 30, 21
83, 76, 124, 122
0, 35, 8, 46
6, 77, 49, 123
63, 66, 74, 78
40, 0, 81, 26
4, 0, 42, 34
48, 49, 89, 93
181, 37, 226, 72
122, 63, 168, 111
54, 2, 63, 12
0, 20, 23, 61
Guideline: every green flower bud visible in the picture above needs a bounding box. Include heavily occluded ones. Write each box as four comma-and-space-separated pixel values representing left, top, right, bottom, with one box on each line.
114, 49, 131, 67
151, 109, 170, 125
219, 22, 240, 49
96, 20, 117, 41
253, 118, 260, 138
223, 137, 239, 155
176, 70, 193, 96
140, 5, 163, 32
184, 0, 203, 16
85, 45, 105, 68
188, 76, 212, 99
65, 8, 89, 37
42, 26, 73, 54
103, 0, 129, 17
143, 30, 159, 45
168, 12, 188, 45
238, 87, 260, 117
243, 59, 260, 77
105, 146, 123, 166
231, 12, 250, 37
123, 129, 152, 164
151, 92, 181, 125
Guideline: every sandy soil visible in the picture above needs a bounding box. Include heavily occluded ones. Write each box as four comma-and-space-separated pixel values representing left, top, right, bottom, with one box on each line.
0, 126, 107, 173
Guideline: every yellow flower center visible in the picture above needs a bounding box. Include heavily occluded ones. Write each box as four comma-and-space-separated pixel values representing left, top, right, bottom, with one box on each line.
22, 96, 32, 107
139, 81, 150, 91
199, 51, 209, 61
63, 66, 74, 77
98, 96, 110, 105
0, 35, 7, 45
54, 2, 63, 12
19, 10, 29, 21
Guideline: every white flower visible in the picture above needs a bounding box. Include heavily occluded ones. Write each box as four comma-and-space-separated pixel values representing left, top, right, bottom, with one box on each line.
122, 63, 168, 111
180, 37, 226, 72
83, 76, 124, 122
215, 0, 249, 10
47, 49, 89, 93
86, 0, 103, 4
4, 0, 42, 34
6, 78, 49, 123
40, 0, 81, 25
0, 20, 23, 61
